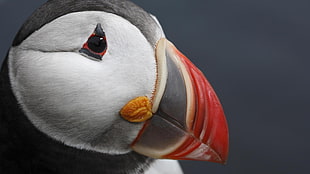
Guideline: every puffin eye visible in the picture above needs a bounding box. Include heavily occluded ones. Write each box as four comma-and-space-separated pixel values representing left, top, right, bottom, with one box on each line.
79, 23, 107, 61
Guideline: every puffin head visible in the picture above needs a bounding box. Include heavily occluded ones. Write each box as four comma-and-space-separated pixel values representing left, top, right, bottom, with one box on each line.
8, 0, 228, 164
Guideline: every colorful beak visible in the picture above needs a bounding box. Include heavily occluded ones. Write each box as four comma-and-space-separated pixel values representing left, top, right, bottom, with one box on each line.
131, 38, 229, 164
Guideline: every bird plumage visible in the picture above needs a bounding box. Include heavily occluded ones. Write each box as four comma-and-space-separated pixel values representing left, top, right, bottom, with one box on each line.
1, 0, 163, 173
13, 0, 161, 47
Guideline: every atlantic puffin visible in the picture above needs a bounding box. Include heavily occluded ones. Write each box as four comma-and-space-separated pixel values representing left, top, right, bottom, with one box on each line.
0, 0, 229, 173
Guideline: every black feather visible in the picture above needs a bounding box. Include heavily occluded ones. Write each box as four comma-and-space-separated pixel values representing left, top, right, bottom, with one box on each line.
13, 0, 159, 47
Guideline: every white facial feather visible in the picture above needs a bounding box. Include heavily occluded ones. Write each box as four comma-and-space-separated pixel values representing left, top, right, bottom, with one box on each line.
145, 160, 183, 174
9, 11, 162, 154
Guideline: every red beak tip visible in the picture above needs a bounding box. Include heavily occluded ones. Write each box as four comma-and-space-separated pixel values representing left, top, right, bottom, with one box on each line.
130, 40, 229, 165
172, 44, 229, 164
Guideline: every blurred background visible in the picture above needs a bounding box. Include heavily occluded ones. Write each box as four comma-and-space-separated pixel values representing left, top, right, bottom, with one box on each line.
1, 0, 309, 174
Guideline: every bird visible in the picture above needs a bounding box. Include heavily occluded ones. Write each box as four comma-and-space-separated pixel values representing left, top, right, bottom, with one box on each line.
0, 0, 229, 174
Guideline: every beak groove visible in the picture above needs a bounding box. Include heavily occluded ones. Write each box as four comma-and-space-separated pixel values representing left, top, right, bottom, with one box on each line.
131, 38, 229, 164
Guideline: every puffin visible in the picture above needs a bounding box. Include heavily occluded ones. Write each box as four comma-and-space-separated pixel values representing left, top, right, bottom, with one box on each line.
0, 0, 229, 174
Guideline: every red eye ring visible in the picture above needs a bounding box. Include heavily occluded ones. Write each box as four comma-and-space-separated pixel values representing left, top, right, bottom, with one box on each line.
79, 23, 107, 61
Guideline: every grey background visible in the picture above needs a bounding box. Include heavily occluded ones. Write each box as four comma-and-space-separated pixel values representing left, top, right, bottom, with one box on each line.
1, 0, 309, 174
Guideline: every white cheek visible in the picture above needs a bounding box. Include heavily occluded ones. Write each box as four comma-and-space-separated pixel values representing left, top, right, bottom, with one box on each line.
10, 51, 117, 150
8, 11, 157, 154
